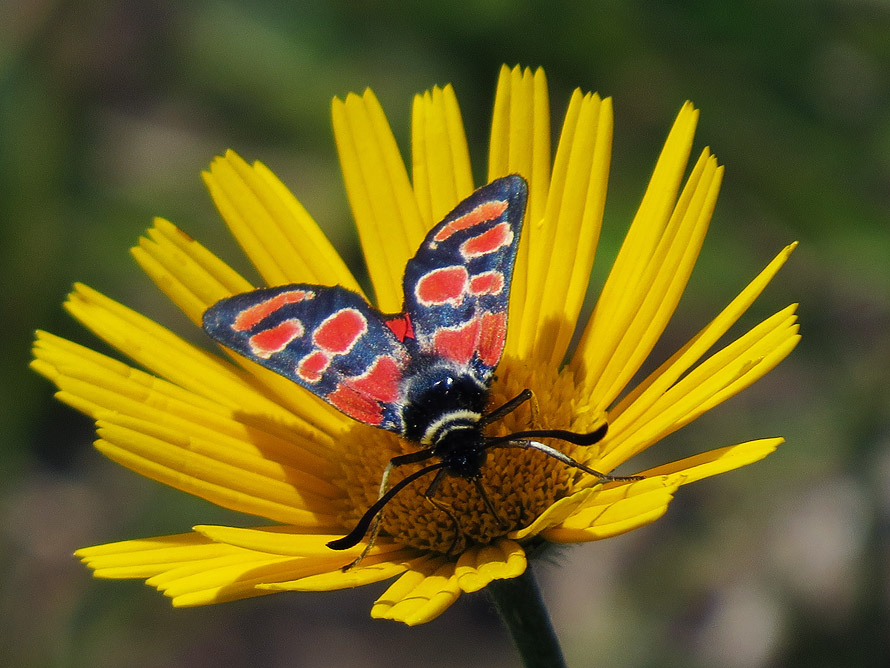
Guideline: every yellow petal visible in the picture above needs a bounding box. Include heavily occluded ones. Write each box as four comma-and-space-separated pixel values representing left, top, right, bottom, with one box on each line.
61, 283, 348, 436
454, 538, 526, 593
666, 312, 800, 423
133, 217, 254, 325
515, 91, 613, 365
218, 350, 352, 438
556, 438, 783, 542
610, 243, 798, 426
132, 209, 362, 435
262, 553, 420, 592
570, 103, 698, 390
31, 331, 339, 475
489, 65, 551, 355
542, 478, 679, 543
508, 488, 596, 540
573, 145, 722, 412
147, 554, 324, 607
411, 84, 474, 226
202, 151, 361, 290
76, 532, 237, 579
77, 531, 313, 606
144, 537, 416, 600
60, 285, 284, 415
638, 438, 783, 483
595, 153, 722, 405
371, 557, 462, 625
193, 525, 407, 558
488, 65, 550, 220
599, 305, 799, 470
94, 420, 341, 528
332, 89, 426, 312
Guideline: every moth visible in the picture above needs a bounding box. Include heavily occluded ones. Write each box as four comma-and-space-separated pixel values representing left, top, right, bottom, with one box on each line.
204, 175, 630, 553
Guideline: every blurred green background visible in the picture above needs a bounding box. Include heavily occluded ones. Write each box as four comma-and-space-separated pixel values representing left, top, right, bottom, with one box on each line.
3, 1, 889, 666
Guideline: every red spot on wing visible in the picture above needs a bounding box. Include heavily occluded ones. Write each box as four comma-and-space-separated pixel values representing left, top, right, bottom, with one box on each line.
460, 222, 514, 259
432, 319, 481, 366
433, 200, 508, 243
248, 318, 304, 358
313, 308, 367, 354
233, 290, 315, 331
297, 350, 330, 383
385, 313, 414, 342
327, 385, 384, 426
477, 311, 507, 367
469, 271, 505, 296
347, 355, 402, 403
415, 266, 468, 306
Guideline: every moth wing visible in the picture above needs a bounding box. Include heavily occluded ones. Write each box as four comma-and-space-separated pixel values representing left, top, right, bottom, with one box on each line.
203, 284, 409, 432
401, 174, 527, 383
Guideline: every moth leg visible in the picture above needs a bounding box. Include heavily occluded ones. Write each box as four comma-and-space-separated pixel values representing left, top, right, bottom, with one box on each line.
472, 477, 509, 529
527, 389, 541, 428
422, 468, 464, 555
342, 448, 435, 570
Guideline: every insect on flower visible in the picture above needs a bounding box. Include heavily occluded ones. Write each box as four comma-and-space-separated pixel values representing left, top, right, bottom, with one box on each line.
203, 174, 638, 558
34, 67, 800, 624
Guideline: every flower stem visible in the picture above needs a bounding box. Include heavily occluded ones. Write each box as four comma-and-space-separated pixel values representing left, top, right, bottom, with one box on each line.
487, 566, 567, 668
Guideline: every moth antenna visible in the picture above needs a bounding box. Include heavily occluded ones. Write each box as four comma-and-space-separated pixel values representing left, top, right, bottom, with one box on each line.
489, 438, 643, 484
481, 389, 533, 426
334, 448, 440, 570
327, 462, 446, 552
486, 421, 609, 448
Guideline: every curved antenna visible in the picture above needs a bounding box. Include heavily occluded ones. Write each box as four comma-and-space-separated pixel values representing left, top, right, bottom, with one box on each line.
327, 462, 446, 551
480, 389, 533, 426
485, 421, 608, 448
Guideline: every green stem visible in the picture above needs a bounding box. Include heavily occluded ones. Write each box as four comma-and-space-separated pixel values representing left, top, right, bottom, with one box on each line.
486, 565, 567, 668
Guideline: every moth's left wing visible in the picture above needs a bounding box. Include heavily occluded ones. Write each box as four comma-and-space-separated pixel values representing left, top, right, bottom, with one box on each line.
203, 284, 410, 433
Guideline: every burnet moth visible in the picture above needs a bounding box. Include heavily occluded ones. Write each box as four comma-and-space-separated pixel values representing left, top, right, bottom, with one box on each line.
203, 175, 636, 556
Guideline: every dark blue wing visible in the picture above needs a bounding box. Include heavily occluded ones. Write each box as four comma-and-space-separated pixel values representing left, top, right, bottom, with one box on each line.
401, 174, 527, 384
203, 175, 527, 433
203, 285, 409, 432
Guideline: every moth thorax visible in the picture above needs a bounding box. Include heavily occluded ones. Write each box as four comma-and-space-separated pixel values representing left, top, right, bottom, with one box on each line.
401, 362, 488, 442
420, 408, 482, 446
431, 422, 487, 479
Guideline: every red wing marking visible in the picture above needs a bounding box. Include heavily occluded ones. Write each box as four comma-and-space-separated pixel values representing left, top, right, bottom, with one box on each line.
385, 313, 414, 342
477, 311, 507, 367
313, 308, 367, 354
460, 222, 514, 259
346, 355, 402, 403
414, 266, 469, 306
432, 319, 481, 366
432, 200, 508, 243
248, 318, 304, 358
469, 271, 505, 296
233, 289, 315, 331
297, 350, 330, 383
327, 385, 384, 426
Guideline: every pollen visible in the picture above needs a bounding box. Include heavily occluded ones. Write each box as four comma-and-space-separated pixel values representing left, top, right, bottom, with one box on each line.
334, 356, 607, 554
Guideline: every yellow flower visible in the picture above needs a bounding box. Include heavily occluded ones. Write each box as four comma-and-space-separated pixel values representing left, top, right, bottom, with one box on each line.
31, 65, 799, 626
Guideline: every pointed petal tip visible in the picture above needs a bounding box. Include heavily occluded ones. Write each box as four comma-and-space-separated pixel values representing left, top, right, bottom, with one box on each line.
340, 88, 377, 106
674, 102, 700, 135
204, 149, 241, 172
